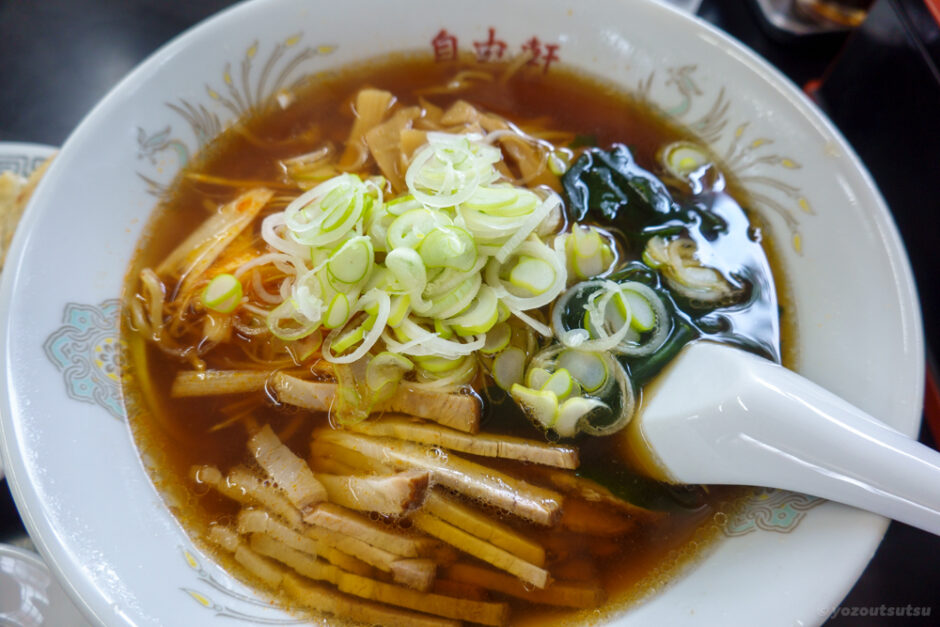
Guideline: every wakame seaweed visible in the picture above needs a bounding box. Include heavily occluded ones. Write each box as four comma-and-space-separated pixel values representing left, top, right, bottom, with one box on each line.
562, 144, 679, 232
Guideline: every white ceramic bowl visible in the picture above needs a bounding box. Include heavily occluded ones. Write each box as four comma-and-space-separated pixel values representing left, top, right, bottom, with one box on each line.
0, 1, 924, 625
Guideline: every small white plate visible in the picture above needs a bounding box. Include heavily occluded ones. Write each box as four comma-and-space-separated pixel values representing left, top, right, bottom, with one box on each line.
0, 141, 56, 481
0, 543, 93, 626
0, 142, 56, 179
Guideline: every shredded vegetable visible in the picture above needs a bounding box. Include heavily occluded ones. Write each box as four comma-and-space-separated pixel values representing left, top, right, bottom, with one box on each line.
237, 131, 578, 371
203, 129, 681, 429
643, 235, 740, 306
202, 274, 243, 314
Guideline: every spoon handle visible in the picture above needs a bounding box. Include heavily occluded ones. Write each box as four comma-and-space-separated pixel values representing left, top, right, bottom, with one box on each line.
637, 342, 940, 535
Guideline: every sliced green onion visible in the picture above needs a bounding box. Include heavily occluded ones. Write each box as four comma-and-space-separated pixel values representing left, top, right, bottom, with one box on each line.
383, 318, 485, 359
365, 351, 413, 393
509, 383, 558, 429
660, 141, 711, 181
424, 257, 487, 298
448, 285, 498, 337
486, 239, 567, 311
461, 185, 524, 214
387, 294, 411, 327
494, 193, 562, 263
423, 272, 482, 319
322, 289, 390, 364
387, 208, 452, 250
525, 366, 552, 390
554, 397, 608, 438
327, 236, 374, 285
385, 247, 429, 311
284, 173, 372, 247
496, 300, 511, 323
406, 132, 501, 208
414, 354, 466, 374
551, 280, 633, 352
556, 349, 609, 392
266, 298, 321, 341
508, 256, 556, 296
323, 293, 352, 329
291, 267, 329, 323
434, 317, 454, 339
480, 322, 511, 355
385, 193, 423, 216
414, 354, 478, 389
570, 225, 602, 279
289, 330, 323, 362
202, 273, 243, 313
562, 224, 618, 281
579, 358, 636, 436
547, 150, 571, 177
643, 235, 740, 305
492, 346, 526, 391
330, 325, 364, 354
610, 281, 670, 357
540, 368, 578, 401
621, 286, 656, 331
419, 226, 477, 272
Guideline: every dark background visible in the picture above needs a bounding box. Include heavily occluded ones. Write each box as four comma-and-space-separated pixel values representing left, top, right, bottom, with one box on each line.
1, 0, 937, 625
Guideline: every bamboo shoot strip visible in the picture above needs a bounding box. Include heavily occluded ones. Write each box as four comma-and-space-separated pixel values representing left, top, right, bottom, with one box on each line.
315, 430, 563, 525
338, 89, 394, 169
171, 369, 272, 397
300, 517, 432, 590
237, 509, 320, 557
559, 497, 637, 536
314, 470, 429, 516
215, 527, 452, 627
249, 533, 341, 584
411, 511, 550, 589
201, 468, 373, 576
195, 465, 303, 529
303, 524, 400, 572
206, 525, 240, 553
389, 558, 437, 593
274, 373, 481, 433
365, 106, 422, 192
444, 562, 605, 609
236, 544, 285, 587
424, 490, 546, 567
309, 438, 394, 475
350, 415, 579, 468
249, 424, 327, 514
306, 503, 436, 558
432, 578, 489, 602
308, 453, 361, 476
283, 574, 460, 627
335, 571, 510, 626
160, 188, 274, 297
317, 545, 375, 577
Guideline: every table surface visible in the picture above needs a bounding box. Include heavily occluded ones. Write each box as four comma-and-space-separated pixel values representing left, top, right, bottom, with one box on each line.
0, 1, 937, 625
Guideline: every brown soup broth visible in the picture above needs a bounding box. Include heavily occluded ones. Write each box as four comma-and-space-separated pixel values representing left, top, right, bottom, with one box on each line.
123, 55, 771, 624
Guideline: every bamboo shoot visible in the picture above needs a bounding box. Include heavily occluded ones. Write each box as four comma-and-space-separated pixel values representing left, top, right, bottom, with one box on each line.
350, 415, 578, 468
315, 430, 563, 525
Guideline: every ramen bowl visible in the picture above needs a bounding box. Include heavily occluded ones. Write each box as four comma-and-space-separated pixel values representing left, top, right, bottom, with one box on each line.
0, 0, 923, 625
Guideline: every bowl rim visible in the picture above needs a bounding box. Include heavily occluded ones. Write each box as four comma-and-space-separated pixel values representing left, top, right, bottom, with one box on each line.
0, 0, 925, 625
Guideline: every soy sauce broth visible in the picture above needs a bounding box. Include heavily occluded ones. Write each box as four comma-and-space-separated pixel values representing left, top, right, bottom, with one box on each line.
123, 53, 789, 625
